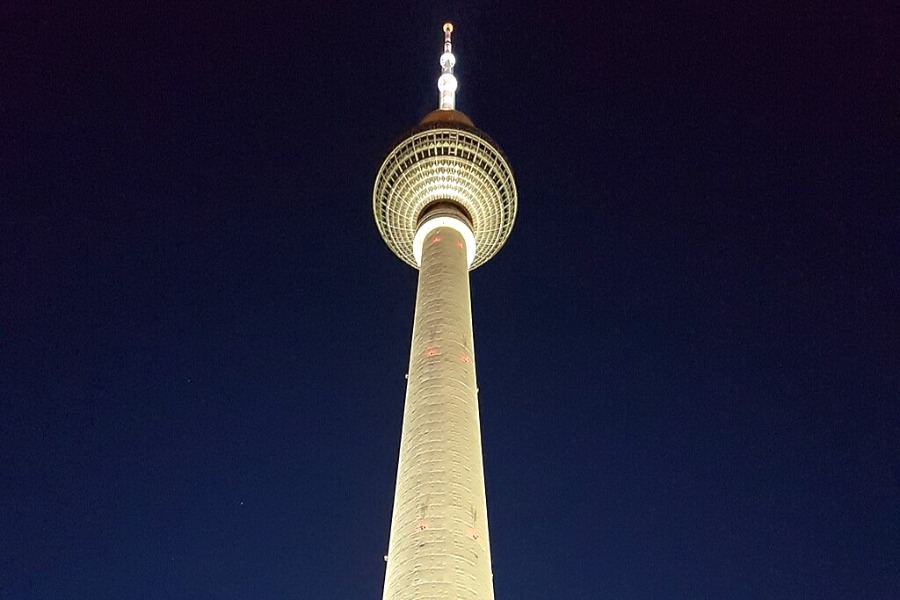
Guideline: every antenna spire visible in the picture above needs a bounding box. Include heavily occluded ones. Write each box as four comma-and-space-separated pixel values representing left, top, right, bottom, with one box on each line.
437, 22, 457, 110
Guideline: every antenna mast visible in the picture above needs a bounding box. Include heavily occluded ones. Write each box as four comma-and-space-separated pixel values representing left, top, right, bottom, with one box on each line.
437, 23, 457, 110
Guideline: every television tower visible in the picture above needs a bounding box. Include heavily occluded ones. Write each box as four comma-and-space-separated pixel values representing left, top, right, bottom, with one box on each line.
373, 23, 517, 600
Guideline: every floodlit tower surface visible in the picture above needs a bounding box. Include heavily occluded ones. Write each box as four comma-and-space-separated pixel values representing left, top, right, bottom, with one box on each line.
373, 22, 517, 600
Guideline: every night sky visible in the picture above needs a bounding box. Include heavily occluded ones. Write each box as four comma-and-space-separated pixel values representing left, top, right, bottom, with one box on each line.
2, 2, 898, 599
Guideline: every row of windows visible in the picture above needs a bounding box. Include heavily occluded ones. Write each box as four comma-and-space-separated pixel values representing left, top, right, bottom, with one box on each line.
387, 132, 510, 183
382, 159, 513, 215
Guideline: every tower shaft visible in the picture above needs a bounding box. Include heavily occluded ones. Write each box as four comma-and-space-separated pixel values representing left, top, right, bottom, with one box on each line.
383, 221, 494, 600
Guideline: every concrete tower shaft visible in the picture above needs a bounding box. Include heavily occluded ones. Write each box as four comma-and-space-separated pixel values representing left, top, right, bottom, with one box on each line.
382, 215, 493, 600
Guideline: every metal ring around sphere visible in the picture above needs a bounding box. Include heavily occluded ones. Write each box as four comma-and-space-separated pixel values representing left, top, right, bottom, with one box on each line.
373, 124, 517, 270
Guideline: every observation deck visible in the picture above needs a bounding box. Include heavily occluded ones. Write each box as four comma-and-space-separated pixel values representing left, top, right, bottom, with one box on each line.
373, 109, 517, 270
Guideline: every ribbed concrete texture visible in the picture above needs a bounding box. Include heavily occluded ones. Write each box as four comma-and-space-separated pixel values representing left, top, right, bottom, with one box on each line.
382, 223, 494, 600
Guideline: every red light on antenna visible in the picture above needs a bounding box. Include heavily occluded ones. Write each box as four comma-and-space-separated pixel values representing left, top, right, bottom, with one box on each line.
456, 241, 463, 249
431, 235, 442, 244
425, 348, 440, 357
459, 354, 470, 363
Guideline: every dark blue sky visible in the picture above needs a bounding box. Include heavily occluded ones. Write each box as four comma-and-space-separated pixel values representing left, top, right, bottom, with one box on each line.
2, 1, 897, 598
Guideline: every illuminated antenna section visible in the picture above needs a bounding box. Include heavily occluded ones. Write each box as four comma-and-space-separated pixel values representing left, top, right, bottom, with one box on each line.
437, 22, 457, 110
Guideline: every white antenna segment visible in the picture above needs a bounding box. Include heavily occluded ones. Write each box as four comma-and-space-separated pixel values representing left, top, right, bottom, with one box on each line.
437, 23, 457, 110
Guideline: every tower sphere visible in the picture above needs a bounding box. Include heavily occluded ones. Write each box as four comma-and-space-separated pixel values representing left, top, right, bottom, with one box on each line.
373, 114, 517, 269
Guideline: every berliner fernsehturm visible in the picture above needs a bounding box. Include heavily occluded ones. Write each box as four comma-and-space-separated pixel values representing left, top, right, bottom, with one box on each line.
373, 22, 517, 600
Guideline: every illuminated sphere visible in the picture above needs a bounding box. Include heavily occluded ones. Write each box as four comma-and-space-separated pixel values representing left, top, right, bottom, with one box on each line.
373, 110, 517, 270
437, 73, 458, 94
